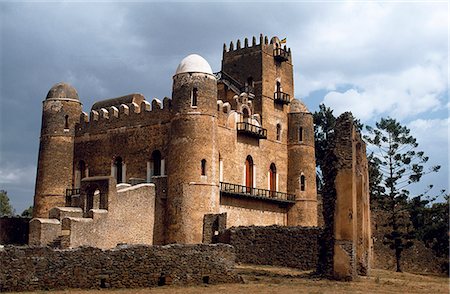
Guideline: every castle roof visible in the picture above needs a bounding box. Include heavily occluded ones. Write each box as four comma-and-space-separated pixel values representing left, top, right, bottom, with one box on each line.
290, 98, 310, 113
46, 82, 79, 100
175, 54, 213, 75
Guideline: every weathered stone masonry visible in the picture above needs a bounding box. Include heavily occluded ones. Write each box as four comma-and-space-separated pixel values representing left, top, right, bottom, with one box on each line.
0, 244, 240, 292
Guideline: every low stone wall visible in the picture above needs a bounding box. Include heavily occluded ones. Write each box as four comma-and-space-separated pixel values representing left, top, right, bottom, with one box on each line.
0, 217, 30, 245
0, 244, 240, 292
217, 225, 322, 270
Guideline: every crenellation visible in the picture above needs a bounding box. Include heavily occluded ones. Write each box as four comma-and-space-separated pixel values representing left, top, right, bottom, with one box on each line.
120, 103, 130, 115
90, 109, 99, 121
100, 108, 109, 119
244, 37, 248, 48
110, 106, 119, 118
152, 98, 162, 110
252, 36, 256, 46
141, 100, 151, 112
131, 102, 140, 113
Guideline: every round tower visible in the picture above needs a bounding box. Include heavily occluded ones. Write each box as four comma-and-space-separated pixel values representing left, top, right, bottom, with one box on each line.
287, 99, 318, 226
33, 82, 82, 218
167, 54, 220, 244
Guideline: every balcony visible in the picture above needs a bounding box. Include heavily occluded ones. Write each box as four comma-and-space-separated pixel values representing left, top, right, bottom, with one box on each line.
274, 91, 291, 105
220, 182, 295, 205
65, 188, 80, 206
273, 48, 289, 62
237, 122, 267, 139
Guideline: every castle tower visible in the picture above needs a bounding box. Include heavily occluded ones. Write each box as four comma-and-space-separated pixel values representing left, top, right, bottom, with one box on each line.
166, 54, 220, 244
287, 99, 318, 226
33, 82, 82, 217
221, 35, 293, 130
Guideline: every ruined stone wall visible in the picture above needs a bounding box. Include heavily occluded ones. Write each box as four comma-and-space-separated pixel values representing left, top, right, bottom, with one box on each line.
0, 217, 30, 245
217, 225, 322, 270
317, 112, 372, 280
0, 244, 240, 292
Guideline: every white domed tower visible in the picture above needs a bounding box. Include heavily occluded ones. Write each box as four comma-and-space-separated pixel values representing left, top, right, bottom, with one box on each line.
287, 99, 318, 226
33, 82, 82, 217
167, 54, 220, 244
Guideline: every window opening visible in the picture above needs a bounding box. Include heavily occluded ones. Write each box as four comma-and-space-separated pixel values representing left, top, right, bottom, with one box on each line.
276, 124, 281, 141
300, 175, 306, 191
191, 87, 198, 107
201, 159, 206, 176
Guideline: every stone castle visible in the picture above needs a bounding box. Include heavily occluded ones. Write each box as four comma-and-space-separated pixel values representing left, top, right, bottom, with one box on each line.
31, 35, 319, 247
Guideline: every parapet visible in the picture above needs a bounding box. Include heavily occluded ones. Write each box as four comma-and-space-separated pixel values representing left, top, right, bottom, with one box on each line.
76, 94, 173, 135
223, 34, 292, 61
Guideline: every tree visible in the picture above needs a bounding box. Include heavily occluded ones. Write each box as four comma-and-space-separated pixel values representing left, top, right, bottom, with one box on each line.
0, 190, 15, 216
21, 206, 34, 218
364, 117, 440, 272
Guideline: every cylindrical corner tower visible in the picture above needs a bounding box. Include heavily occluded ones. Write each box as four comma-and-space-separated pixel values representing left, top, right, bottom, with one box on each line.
166, 54, 220, 244
33, 82, 82, 218
287, 99, 318, 226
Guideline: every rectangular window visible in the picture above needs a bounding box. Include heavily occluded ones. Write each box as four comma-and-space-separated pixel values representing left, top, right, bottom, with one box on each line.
298, 127, 303, 142
191, 88, 198, 107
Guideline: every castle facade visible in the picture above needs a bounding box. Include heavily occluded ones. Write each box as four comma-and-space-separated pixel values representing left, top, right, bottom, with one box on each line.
32, 35, 318, 245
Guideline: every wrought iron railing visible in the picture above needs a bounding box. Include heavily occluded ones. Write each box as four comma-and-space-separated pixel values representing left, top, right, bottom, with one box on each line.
273, 48, 289, 62
274, 91, 291, 104
65, 188, 80, 206
236, 122, 267, 139
220, 182, 295, 203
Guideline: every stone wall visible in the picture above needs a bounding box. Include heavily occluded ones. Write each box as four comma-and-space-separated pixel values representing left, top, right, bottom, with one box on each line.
0, 217, 30, 245
217, 225, 322, 270
0, 244, 240, 292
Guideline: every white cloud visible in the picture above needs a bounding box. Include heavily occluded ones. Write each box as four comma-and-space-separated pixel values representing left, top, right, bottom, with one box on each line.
0, 165, 36, 186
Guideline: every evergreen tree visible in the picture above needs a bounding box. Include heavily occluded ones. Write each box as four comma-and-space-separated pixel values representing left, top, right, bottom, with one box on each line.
364, 117, 440, 272
21, 206, 34, 218
0, 190, 15, 216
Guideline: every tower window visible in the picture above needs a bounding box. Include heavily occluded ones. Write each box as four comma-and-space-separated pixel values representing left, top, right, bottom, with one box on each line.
269, 163, 277, 194
276, 124, 281, 141
276, 81, 281, 93
298, 127, 303, 142
245, 155, 254, 191
201, 159, 207, 176
300, 175, 306, 191
64, 115, 69, 129
246, 77, 254, 93
191, 87, 198, 107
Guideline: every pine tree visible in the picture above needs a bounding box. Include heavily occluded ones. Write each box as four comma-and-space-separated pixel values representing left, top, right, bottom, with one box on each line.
0, 190, 15, 216
364, 118, 440, 272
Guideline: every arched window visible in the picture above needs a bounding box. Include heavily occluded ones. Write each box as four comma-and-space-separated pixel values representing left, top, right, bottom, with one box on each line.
300, 175, 306, 191
151, 150, 162, 176
245, 155, 254, 191
64, 115, 69, 129
201, 159, 206, 176
298, 127, 303, 142
276, 124, 281, 141
269, 163, 277, 195
191, 87, 198, 107
276, 81, 281, 93
114, 157, 123, 183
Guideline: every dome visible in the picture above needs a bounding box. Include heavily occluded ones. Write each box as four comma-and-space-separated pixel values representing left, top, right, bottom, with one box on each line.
46, 82, 79, 100
175, 54, 213, 75
290, 98, 309, 113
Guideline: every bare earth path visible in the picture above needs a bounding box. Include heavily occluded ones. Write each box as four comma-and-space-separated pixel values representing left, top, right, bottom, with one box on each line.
22, 265, 449, 294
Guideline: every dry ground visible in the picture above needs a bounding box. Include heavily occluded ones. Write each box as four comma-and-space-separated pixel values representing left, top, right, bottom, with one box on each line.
23, 265, 449, 294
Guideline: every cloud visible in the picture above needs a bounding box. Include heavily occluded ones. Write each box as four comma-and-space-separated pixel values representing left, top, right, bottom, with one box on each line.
321, 61, 446, 121
0, 165, 36, 185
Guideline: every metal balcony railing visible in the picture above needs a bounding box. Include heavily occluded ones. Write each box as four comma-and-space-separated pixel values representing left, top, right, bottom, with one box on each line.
220, 182, 295, 204
273, 48, 289, 62
65, 188, 80, 206
274, 91, 291, 104
236, 122, 267, 139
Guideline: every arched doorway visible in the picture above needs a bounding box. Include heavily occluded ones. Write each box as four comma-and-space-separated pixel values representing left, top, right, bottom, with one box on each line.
269, 163, 277, 196
245, 155, 253, 193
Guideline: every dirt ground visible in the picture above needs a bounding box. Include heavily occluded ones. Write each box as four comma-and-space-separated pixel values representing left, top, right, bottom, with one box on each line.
22, 265, 449, 294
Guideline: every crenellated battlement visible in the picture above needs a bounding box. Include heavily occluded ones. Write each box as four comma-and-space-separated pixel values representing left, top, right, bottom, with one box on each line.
76, 96, 173, 135
223, 34, 291, 61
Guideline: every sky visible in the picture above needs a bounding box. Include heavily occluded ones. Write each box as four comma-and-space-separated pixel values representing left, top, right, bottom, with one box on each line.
0, 1, 448, 213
